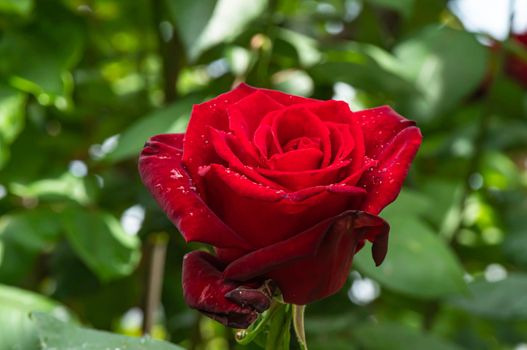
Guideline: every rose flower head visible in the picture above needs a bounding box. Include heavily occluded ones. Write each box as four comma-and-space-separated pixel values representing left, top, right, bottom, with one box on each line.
139, 84, 422, 328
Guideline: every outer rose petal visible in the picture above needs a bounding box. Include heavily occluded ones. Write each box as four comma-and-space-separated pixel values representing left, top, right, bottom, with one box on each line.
183, 83, 256, 187
139, 134, 251, 249
353, 105, 416, 160
202, 164, 365, 247
182, 251, 273, 328
359, 126, 422, 214
224, 211, 389, 305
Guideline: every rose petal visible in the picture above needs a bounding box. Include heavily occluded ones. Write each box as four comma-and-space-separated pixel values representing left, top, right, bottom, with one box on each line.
256, 159, 351, 191
352, 105, 415, 160
268, 147, 324, 171
183, 83, 256, 185
224, 211, 389, 305
257, 87, 318, 106
139, 134, 252, 249
202, 164, 366, 247
359, 126, 422, 214
182, 251, 272, 329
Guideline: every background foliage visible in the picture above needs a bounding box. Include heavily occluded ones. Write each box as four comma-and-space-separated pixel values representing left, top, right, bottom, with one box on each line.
1, 0, 527, 349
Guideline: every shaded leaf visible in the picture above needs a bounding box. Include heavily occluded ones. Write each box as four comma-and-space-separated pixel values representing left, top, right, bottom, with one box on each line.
61, 208, 141, 281
354, 322, 463, 350
354, 191, 467, 299
449, 274, 527, 320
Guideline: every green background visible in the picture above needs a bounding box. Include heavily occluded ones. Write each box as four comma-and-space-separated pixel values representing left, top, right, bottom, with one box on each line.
1, 0, 527, 349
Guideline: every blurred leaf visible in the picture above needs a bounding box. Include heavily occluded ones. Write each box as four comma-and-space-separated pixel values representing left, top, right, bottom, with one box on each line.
0, 4, 84, 101
364, 0, 414, 17
0, 209, 62, 283
0, 284, 71, 350
0, 0, 33, 16
354, 191, 467, 299
449, 274, 527, 320
274, 28, 321, 67
9, 173, 95, 205
105, 95, 202, 162
272, 69, 314, 96
393, 26, 488, 121
0, 209, 61, 252
32, 312, 185, 350
0, 84, 26, 169
168, 0, 268, 61
62, 208, 141, 282
354, 322, 463, 350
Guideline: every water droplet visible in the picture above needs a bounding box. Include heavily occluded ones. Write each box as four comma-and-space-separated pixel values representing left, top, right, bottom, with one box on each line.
170, 169, 184, 179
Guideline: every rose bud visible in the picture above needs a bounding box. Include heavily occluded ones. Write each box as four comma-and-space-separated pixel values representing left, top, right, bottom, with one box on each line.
139, 84, 421, 328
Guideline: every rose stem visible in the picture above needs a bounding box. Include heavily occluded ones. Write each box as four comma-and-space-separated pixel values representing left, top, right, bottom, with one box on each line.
142, 232, 169, 335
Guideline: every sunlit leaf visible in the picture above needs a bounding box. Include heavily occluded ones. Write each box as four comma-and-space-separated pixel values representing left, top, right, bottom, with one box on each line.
0, 84, 26, 169
167, 0, 268, 61
32, 312, 185, 350
0, 0, 33, 16
393, 26, 488, 121
61, 208, 141, 281
0, 285, 71, 350
9, 173, 95, 205
105, 95, 203, 162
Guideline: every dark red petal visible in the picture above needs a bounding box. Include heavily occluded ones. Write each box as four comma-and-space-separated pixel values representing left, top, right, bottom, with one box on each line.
202, 164, 366, 247
359, 126, 422, 214
139, 134, 251, 249
224, 211, 389, 305
182, 251, 272, 329
183, 83, 256, 183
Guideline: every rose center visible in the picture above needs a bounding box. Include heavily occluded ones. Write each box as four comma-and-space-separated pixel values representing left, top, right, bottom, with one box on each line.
283, 136, 321, 152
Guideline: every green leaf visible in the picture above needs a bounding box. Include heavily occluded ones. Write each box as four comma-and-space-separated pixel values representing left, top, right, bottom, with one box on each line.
354, 190, 467, 299
393, 26, 488, 121
0, 84, 26, 169
364, 0, 414, 17
105, 95, 203, 162
274, 28, 321, 67
168, 0, 268, 61
9, 173, 95, 205
0, 0, 33, 16
0, 284, 71, 350
0, 5, 83, 102
62, 208, 141, 281
0, 209, 62, 282
354, 322, 463, 350
32, 312, 185, 350
449, 274, 527, 320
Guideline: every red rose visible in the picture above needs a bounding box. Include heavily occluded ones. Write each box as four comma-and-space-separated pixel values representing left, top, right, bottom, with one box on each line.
507, 32, 527, 86
139, 84, 421, 328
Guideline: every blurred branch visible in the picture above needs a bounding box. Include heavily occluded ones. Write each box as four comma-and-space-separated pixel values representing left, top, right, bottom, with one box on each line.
152, 0, 185, 104
142, 232, 168, 335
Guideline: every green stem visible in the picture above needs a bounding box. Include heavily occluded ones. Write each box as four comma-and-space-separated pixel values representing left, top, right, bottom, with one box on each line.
292, 305, 307, 350
265, 303, 292, 350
